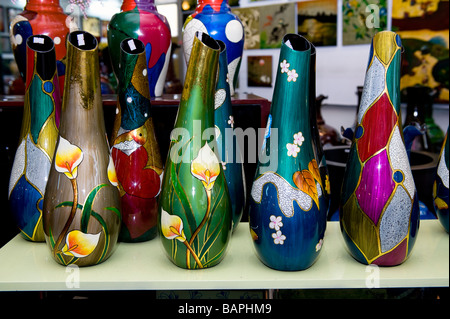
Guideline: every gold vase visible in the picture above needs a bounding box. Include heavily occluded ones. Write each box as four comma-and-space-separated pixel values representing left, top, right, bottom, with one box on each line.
43, 31, 121, 267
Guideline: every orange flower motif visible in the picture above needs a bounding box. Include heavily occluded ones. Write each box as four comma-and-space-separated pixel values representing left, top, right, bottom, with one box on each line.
62, 230, 101, 258
107, 155, 118, 187
54, 137, 84, 179
191, 143, 221, 191
160, 209, 186, 242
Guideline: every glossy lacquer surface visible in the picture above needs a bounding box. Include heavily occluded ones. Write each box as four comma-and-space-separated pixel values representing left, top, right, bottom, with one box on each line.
43, 31, 121, 267
183, 0, 244, 95
158, 33, 232, 270
108, 0, 172, 97
340, 31, 420, 266
214, 40, 246, 231
10, 0, 74, 93
249, 34, 328, 271
111, 38, 163, 242
8, 35, 61, 242
433, 129, 449, 233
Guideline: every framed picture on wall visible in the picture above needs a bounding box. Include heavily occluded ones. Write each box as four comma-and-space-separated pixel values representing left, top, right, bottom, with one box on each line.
247, 55, 273, 87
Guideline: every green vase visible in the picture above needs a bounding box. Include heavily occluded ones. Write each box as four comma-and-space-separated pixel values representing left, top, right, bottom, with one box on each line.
158, 32, 232, 270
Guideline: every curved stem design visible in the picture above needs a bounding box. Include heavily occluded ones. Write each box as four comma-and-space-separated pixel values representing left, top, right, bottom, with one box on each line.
53, 178, 78, 257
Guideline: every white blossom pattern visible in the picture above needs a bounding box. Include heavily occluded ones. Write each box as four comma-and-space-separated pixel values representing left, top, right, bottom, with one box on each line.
269, 215, 283, 231
286, 143, 300, 157
280, 60, 290, 73
287, 69, 299, 82
294, 132, 305, 146
272, 231, 286, 245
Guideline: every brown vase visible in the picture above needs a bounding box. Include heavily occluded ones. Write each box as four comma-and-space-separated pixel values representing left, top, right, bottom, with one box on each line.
43, 31, 121, 267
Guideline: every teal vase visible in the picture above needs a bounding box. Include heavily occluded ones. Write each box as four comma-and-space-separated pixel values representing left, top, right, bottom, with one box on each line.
249, 34, 327, 271
214, 40, 246, 231
158, 32, 232, 269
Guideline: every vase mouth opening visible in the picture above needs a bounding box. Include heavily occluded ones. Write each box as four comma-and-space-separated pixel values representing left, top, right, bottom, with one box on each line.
27, 35, 55, 54
216, 40, 226, 53
68, 31, 98, 51
283, 34, 311, 52
196, 32, 220, 51
121, 38, 145, 55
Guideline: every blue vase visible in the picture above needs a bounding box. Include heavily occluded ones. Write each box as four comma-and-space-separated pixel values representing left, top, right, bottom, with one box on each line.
249, 34, 327, 271
182, 0, 244, 95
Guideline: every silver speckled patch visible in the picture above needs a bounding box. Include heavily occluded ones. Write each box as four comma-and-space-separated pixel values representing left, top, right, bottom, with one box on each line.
388, 126, 415, 198
251, 172, 312, 217
358, 57, 386, 124
8, 138, 26, 198
26, 135, 51, 194
437, 152, 449, 189
379, 185, 412, 253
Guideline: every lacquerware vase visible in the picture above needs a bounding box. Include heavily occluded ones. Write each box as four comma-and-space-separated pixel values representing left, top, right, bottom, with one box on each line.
340, 31, 420, 266
249, 34, 327, 271
10, 0, 76, 93
43, 31, 121, 267
433, 128, 449, 233
158, 32, 232, 270
183, 0, 244, 95
8, 35, 61, 242
214, 40, 245, 231
111, 38, 163, 242
108, 0, 172, 97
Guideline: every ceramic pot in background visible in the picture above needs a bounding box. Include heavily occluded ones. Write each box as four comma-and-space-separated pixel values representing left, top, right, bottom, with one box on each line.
10, 0, 76, 94
183, 0, 244, 95
108, 0, 172, 97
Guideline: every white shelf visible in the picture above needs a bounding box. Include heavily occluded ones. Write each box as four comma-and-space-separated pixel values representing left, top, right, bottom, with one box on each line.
0, 220, 448, 292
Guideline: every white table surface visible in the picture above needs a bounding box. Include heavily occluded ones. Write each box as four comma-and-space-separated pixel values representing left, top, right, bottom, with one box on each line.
0, 220, 448, 291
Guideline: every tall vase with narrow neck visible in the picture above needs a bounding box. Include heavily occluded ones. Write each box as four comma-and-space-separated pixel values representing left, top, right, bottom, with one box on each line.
43, 31, 121, 267
249, 34, 327, 271
183, 0, 244, 95
108, 0, 172, 97
214, 40, 245, 231
10, 0, 76, 94
158, 32, 232, 270
340, 31, 420, 266
433, 128, 449, 233
8, 35, 60, 242
111, 38, 163, 242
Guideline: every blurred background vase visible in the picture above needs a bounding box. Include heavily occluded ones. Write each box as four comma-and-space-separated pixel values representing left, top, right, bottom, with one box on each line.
158, 32, 232, 270
340, 31, 420, 266
43, 31, 121, 267
433, 128, 449, 233
182, 0, 244, 95
111, 38, 163, 242
108, 0, 172, 97
8, 35, 61, 242
214, 40, 245, 232
10, 0, 76, 94
249, 34, 327, 271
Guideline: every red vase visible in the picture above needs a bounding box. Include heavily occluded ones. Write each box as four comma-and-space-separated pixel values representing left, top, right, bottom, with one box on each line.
10, 0, 75, 94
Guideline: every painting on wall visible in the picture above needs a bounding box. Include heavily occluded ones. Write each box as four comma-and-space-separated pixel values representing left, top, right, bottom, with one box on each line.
392, 0, 449, 102
297, 0, 337, 47
342, 0, 388, 45
247, 55, 272, 87
233, 3, 296, 50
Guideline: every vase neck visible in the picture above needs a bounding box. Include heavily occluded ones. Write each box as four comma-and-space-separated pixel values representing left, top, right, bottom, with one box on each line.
195, 0, 230, 14
121, 0, 157, 12
25, 0, 63, 11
